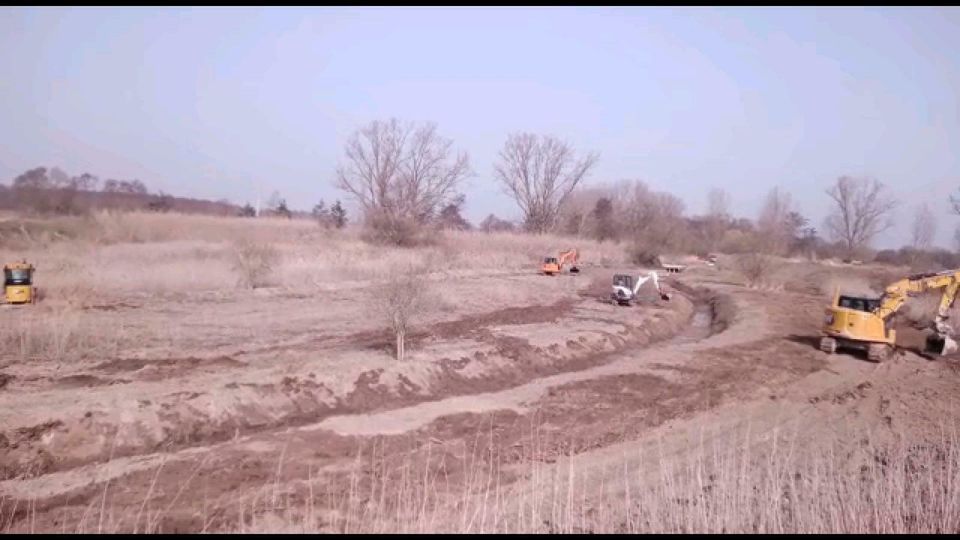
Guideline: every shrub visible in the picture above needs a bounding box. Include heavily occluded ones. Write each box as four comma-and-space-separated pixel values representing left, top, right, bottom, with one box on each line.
735, 253, 779, 288
231, 240, 278, 288
373, 263, 432, 361
628, 242, 662, 267
362, 211, 432, 248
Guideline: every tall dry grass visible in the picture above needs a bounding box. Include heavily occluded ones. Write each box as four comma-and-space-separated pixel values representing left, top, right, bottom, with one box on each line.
0, 212, 629, 301
233, 423, 960, 534
0, 307, 125, 368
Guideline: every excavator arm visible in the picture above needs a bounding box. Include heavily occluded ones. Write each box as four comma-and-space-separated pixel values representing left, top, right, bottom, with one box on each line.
632, 271, 670, 300
558, 249, 580, 273
875, 270, 960, 354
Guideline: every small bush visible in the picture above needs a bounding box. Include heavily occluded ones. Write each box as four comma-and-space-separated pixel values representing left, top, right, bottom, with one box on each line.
736, 253, 779, 288
362, 211, 433, 248
372, 263, 433, 361
231, 240, 278, 289
628, 242, 662, 267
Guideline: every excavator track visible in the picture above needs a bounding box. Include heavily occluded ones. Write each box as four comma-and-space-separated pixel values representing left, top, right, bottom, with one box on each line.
867, 343, 892, 363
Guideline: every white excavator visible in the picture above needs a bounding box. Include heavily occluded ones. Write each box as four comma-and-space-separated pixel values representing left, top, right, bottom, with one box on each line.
611, 271, 670, 306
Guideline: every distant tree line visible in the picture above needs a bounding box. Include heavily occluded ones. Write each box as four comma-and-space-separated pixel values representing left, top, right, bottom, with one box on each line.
1, 166, 237, 216
329, 118, 954, 270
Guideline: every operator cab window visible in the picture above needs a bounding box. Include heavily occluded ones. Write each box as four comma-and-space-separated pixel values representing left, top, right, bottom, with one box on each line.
4, 269, 31, 286
839, 295, 878, 313
614, 275, 633, 288
544, 257, 558, 264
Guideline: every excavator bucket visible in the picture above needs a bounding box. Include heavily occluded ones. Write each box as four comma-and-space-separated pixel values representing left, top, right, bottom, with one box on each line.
925, 334, 959, 356
570, 265, 580, 274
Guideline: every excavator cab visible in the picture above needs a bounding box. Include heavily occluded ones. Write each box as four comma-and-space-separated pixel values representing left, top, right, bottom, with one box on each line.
3, 261, 36, 305
821, 289, 894, 361
541, 257, 561, 275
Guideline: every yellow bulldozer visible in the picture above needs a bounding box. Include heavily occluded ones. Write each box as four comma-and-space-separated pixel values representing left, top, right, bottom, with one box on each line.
820, 269, 960, 362
2, 260, 37, 305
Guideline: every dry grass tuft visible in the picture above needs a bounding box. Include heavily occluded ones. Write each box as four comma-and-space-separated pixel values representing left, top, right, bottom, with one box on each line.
231, 240, 279, 289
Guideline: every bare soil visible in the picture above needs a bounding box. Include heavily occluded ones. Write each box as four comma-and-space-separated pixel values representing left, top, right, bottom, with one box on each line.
2, 261, 958, 533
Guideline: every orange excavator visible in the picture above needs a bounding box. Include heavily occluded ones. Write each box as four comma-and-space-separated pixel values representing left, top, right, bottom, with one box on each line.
541, 249, 580, 276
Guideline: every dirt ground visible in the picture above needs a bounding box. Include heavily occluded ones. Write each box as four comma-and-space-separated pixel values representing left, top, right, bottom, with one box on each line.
2, 254, 959, 533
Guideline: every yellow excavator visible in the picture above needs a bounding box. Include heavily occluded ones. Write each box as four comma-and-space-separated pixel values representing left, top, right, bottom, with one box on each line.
541, 249, 580, 276
3, 260, 37, 305
820, 269, 960, 362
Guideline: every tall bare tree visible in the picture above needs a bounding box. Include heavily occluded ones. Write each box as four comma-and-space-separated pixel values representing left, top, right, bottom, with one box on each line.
611, 179, 686, 261
910, 202, 937, 253
704, 187, 731, 252
557, 186, 605, 237
756, 187, 794, 255
493, 133, 598, 233
335, 119, 471, 242
824, 176, 897, 258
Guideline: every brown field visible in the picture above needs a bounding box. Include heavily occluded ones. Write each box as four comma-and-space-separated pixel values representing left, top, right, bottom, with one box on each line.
1, 212, 959, 533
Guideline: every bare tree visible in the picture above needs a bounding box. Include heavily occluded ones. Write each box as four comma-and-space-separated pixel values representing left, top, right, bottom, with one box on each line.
479, 214, 516, 233
611, 180, 686, 263
374, 264, 432, 361
735, 253, 780, 288
910, 202, 937, 252
708, 187, 731, 218
436, 194, 472, 231
756, 187, 794, 255
557, 186, 606, 237
336, 119, 471, 243
493, 133, 598, 233
824, 176, 898, 258
704, 187, 731, 252
591, 197, 617, 242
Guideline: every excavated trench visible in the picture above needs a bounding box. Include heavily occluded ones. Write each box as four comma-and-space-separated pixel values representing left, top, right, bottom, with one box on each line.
0, 284, 729, 488
0, 284, 738, 532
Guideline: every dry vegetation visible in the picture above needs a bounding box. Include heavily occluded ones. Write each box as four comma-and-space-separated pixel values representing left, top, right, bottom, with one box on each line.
232, 425, 960, 534
0, 211, 624, 297
2, 206, 960, 534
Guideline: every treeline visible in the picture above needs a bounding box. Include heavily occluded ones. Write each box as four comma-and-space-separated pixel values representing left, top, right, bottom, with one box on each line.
1, 166, 240, 216
327, 118, 915, 264
11, 118, 960, 272
324, 117, 960, 270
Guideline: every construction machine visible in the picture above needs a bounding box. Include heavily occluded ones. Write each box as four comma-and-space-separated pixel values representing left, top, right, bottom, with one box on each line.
541, 249, 580, 276
611, 271, 670, 306
3, 260, 36, 305
820, 268, 960, 362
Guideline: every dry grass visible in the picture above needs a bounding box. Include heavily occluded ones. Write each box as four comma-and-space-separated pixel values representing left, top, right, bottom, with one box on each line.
231, 423, 960, 534
0, 210, 626, 372
231, 240, 279, 289
0, 212, 628, 302
0, 307, 122, 368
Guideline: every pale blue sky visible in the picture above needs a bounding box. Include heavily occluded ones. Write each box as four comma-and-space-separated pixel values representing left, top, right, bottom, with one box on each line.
2, 7, 960, 248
